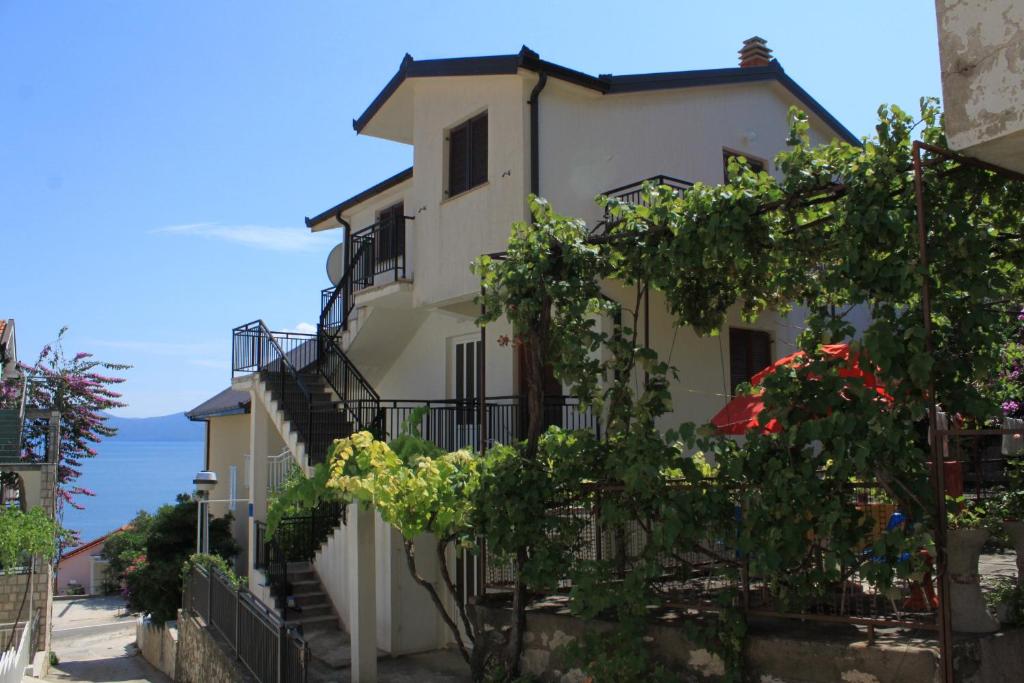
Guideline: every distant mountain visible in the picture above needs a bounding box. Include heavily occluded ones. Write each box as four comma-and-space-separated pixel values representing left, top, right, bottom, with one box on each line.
104, 412, 204, 442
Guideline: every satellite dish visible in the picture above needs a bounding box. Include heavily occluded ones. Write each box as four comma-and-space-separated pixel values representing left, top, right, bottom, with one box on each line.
326, 243, 346, 286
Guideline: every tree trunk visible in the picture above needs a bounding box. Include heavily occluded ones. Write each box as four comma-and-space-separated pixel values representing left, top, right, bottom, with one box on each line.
402, 539, 471, 664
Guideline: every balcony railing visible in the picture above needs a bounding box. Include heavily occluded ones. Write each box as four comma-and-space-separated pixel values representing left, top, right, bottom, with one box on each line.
604, 174, 693, 206
591, 175, 694, 238
348, 395, 600, 451
350, 216, 408, 291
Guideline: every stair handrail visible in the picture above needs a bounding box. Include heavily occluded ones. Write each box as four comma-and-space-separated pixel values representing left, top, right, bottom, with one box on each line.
319, 237, 371, 332
233, 320, 315, 456
317, 330, 381, 432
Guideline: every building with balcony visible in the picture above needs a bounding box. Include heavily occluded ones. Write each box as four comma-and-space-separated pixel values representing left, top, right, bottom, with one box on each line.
193, 37, 861, 674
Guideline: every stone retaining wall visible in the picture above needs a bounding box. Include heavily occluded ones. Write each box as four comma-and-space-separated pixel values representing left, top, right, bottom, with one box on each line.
0, 565, 53, 659
136, 617, 177, 679
473, 601, 1024, 682
175, 609, 255, 683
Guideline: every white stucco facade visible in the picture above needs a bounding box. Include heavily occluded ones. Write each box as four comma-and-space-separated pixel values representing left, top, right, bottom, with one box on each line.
209, 43, 862, 663
935, 0, 1024, 171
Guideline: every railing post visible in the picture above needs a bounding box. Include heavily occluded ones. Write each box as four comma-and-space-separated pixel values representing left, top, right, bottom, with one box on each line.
234, 584, 240, 657
207, 565, 213, 624
277, 622, 286, 683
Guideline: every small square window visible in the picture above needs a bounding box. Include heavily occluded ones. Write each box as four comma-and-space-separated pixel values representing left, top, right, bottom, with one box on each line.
447, 113, 488, 196
723, 149, 765, 181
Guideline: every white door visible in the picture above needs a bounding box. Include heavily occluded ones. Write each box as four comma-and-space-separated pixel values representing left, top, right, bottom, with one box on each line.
449, 335, 481, 451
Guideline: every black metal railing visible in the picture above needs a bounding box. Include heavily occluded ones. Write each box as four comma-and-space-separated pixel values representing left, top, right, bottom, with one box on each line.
318, 331, 381, 432
319, 236, 364, 332
591, 175, 694, 237
347, 395, 600, 451
254, 500, 345, 620
604, 175, 693, 206
232, 321, 351, 465
183, 564, 308, 683
319, 217, 407, 333
350, 217, 407, 290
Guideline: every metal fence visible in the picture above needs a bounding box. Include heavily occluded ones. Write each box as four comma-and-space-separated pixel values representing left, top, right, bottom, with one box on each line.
481, 428, 1024, 636
183, 564, 308, 683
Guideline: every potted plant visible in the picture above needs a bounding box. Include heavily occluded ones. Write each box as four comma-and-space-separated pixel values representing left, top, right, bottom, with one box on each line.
986, 577, 1024, 626
992, 459, 1024, 579
946, 497, 1000, 632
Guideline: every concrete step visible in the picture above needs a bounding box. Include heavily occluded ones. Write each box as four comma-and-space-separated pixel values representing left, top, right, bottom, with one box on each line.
291, 603, 333, 619
289, 579, 322, 595
287, 613, 340, 632
290, 591, 329, 608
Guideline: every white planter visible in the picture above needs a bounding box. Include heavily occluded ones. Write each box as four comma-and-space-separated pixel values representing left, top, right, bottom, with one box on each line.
947, 528, 999, 633
1002, 520, 1024, 579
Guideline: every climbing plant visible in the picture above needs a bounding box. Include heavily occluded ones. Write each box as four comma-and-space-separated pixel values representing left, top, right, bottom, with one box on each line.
468, 98, 1024, 681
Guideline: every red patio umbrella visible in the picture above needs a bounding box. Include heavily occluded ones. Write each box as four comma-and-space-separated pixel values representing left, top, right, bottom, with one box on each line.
710, 342, 892, 435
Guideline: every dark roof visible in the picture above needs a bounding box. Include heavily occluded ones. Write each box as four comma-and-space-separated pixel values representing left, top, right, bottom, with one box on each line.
305, 166, 413, 228
352, 46, 859, 146
186, 387, 251, 421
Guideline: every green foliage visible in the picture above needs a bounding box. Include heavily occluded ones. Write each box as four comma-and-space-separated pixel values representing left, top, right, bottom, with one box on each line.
182, 552, 243, 588
0, 507, 62, 572
110, 493, 238, 622
460, 97, 1024, 680
986, 577, 1024, 626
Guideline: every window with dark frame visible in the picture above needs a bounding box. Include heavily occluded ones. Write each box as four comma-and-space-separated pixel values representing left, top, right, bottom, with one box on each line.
375, 202, 404, 264
447, 112, 488, 197
729, 328, 772, 393
723, 149, 765, 181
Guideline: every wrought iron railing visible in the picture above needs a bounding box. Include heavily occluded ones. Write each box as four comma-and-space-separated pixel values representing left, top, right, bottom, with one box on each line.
350, 217, 407, 290
254, 500, 344, 620
318, 331, 381, 432
591, 175, 694, 237
232, 322, 350, 465
319, 217, 407, 333
347, 395, 600, 451
183, 564, 309, 683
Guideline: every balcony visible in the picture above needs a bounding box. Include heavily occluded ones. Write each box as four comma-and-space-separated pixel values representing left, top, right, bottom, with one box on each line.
591, 174, 693, 238
321, 215, 409, 332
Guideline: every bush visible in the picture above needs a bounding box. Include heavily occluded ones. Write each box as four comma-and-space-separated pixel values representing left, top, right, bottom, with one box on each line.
104, 493, 237, 622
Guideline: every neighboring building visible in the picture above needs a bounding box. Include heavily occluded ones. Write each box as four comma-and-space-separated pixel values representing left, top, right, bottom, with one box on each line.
0, 319, 58, 664
935, 0, 1024, 171
185, 387, 253, 573
204, 38, 858, 666
56, 526, 127, 595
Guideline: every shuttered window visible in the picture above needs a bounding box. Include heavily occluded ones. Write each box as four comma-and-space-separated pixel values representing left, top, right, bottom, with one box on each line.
448, 113, 488, 196
729, 328, 772, 393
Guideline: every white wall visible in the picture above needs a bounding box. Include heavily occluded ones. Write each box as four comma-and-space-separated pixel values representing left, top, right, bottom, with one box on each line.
314, 513, 447, 654
540, 78, 836, 228
408, 75, 530, 307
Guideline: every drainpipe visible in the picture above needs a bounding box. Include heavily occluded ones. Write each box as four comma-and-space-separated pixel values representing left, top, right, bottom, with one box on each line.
528, 72, 548, 197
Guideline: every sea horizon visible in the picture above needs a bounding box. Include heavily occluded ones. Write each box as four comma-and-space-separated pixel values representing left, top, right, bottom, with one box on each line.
61, 438, 205, 546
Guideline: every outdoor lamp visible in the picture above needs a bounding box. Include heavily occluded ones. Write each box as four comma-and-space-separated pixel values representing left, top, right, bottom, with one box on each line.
193, 470, 218, 495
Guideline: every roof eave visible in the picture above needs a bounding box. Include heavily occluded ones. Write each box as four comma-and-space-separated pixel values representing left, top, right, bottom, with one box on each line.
304, 166, 414, 230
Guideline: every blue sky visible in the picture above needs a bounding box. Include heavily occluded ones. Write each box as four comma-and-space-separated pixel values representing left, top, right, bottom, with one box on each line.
0, 1, 941, 417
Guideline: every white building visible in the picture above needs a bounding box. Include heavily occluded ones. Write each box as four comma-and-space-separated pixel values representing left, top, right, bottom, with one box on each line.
935, 0, 1024, 172
191, 37, 859, 671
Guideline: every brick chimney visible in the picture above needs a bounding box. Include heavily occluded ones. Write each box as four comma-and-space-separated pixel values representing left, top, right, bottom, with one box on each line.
739, 36, 773, 68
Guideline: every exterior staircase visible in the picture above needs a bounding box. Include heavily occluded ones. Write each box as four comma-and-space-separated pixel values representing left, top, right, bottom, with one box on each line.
283, 561, 340, 633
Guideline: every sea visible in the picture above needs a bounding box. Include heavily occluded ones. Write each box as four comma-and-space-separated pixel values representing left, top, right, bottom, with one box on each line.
61, 439, 205, 543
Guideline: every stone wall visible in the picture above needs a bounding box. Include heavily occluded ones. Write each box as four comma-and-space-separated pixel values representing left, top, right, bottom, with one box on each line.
136, 616, 177, 680
471, 602, 943, 683
175, 609, 255, 683
0, 564, 53, 659
473, 601, 1024, 682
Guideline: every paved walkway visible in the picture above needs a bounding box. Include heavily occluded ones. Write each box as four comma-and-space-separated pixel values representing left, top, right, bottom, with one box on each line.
28, 596, 168, 683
